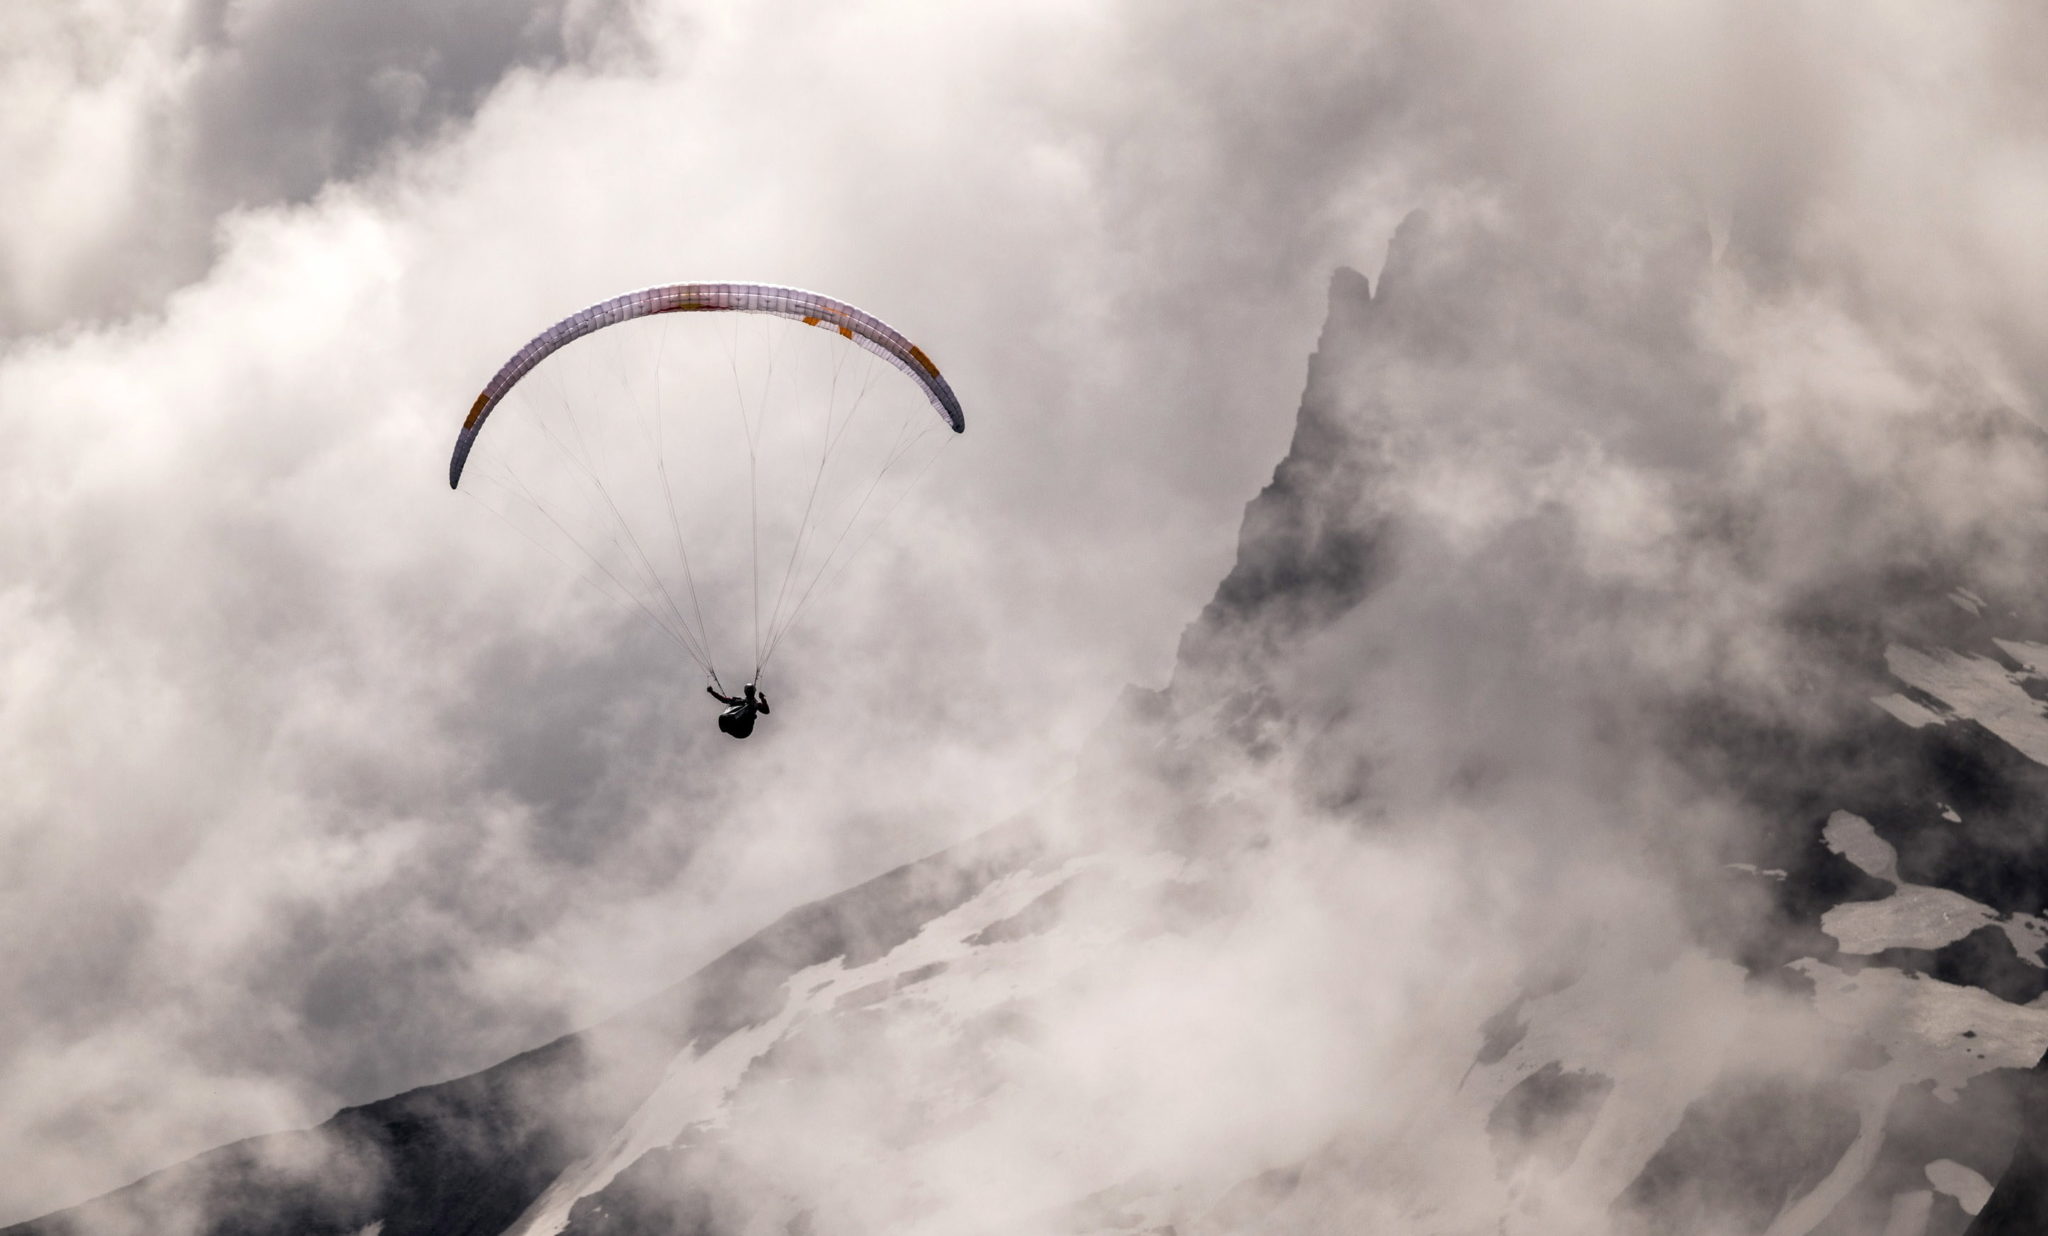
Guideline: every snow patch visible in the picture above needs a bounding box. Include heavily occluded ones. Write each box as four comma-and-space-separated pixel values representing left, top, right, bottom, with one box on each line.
1818, 812, 2048, 964
1816, 812, 2031, 957
1727, 863, 1788, 881
1793, 960, 2048, 1100
1993, 638, 2048, 674
1872, 693, 1944, 729
2001, 915, 2048, 968
1925, 1158, 1992, 1215
1886, 644, 2048, 766
1822, 888, 1996, 955
1823, 812, 1898, 883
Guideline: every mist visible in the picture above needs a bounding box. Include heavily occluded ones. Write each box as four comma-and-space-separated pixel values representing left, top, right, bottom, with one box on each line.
4, 0, 2047, 1230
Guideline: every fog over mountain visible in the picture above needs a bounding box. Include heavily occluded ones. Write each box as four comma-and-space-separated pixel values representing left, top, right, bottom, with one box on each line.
5, 3, 2048, 1234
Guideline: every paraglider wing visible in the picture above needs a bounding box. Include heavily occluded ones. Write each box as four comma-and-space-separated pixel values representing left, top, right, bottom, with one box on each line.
450, 283, 965, 488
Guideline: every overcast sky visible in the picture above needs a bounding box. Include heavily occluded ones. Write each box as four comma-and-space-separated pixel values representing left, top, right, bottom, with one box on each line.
5, 0, 2048, 1225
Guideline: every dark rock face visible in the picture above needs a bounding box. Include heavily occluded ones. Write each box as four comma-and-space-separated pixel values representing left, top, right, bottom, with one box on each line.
1488, 1064, 1614, 1173
1811, 1078, 2017, 1236
1969, 1059, 2048, 1235
1615, 1076, 1863, 1235
1473, 997, 1533, 1069
1175, 265, 1386, 687
0, 1035, 601, 1236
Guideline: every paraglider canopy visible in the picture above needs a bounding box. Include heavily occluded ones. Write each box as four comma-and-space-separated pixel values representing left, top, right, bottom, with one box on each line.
451, 283, 964, 488
449, 282, 965, 698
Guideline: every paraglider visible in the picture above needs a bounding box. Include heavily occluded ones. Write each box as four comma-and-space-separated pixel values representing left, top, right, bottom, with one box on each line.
450, 283, 964, 737
706, 682, 770, 739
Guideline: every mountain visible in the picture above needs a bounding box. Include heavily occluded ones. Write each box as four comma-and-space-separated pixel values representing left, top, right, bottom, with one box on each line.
19, 210, 2048, 1236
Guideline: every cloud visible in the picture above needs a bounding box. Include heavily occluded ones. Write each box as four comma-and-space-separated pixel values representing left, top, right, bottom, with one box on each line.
6, 0, 2048, 1228
0, 0, 632, 333
0, 0, 1348, 1219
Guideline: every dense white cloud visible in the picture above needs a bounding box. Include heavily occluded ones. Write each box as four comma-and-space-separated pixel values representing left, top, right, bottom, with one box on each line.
0, 0, 1331, 1218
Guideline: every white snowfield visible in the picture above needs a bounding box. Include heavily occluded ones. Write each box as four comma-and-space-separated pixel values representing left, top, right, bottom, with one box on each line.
503, 855, 1163, 1236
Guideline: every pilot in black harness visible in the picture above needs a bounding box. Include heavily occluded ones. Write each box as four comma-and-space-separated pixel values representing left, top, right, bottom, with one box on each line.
706, 682, 770, 739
